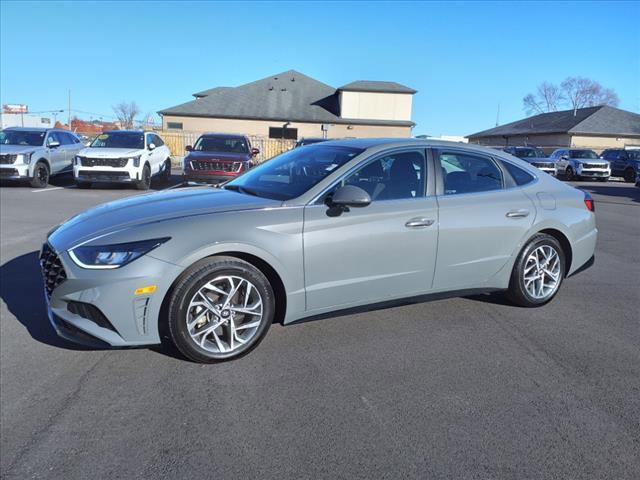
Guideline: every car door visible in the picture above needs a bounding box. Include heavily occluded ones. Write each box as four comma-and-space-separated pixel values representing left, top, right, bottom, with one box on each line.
303, 148, 439, 311
45, 132, 66, 174
146, 134, 164, 174
432, 148, 536, 291
60, 132, 80, 171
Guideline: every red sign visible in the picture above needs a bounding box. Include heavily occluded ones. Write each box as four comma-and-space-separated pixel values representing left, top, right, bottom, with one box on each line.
3, 104, 28, 113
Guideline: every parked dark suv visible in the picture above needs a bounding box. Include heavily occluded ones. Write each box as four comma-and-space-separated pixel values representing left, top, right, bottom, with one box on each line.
183, 133, 258, 183
502, 146, 556, 175
600, 148, 640, 182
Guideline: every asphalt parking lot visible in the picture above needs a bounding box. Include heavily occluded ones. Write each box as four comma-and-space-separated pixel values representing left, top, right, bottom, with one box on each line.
1, 173, 639, 479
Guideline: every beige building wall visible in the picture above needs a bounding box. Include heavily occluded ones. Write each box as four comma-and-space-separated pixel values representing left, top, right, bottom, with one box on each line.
570, 135, 640, 150
339, 91, 413, 122
162, 115, 411, 138
470, 133, 640, 154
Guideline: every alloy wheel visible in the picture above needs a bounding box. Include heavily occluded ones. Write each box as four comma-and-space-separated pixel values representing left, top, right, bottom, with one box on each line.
185, 275, 263, 354
523, 245, 561, 300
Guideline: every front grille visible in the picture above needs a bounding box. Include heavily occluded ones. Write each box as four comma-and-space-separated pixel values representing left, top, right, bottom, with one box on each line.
582, 163, 608, 169
67, 301, 118, 333
0, 168, 18, 177
77, 170, 131, 181
190, 160, 239, 172
80, 157, 129, 168
532, 162, 554, 168
0, 154, 17, 164
40, 243, 67, 297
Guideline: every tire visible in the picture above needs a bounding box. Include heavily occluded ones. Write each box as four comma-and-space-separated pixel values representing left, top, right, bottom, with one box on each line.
506, 233, 566, 307
624, 168, 636, 183
166, 256, 275, 363
565, 166, 575, 181
160, 159, 171, 184
136, 164, 151, 190
29, 161, 50, 188
76, 181, 92, 189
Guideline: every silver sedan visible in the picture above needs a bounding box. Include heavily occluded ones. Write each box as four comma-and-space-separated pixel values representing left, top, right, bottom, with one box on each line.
41, 139, 597, 362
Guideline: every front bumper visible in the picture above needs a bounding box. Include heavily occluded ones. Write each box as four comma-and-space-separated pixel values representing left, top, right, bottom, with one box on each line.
183, 171, 239, 183
0, 163, 31, 179
577, 167, 610, 178
41, 244, 183, 347
73, 165, 139, 183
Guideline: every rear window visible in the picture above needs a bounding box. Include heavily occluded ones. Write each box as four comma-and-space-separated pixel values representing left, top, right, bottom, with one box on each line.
502, 161, 535, 186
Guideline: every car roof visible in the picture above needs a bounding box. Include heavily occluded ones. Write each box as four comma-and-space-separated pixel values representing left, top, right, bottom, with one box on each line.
102, 130, 149, 134
318, 137, 487, 152
199, 132, 247, 138
3, 127, 51, 133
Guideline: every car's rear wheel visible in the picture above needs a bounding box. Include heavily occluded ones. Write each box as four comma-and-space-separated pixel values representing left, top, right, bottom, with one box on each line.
565, 166, 576, 181
506, 233, 565, 307
136, 164, 151, 190
160, 159, 171, 184
29, 161, 50, 188
624, 168, 636, 183
166, 256, 274, 363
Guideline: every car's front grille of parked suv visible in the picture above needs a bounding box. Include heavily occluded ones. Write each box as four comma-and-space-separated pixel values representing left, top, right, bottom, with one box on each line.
190, 161, 240, 172
0, 168, 18, 177
80, 157, 129, 168
532, 162, 555, 168
582, 163, 607, 169
40, 243, 67, 298
0, 154, 18, 164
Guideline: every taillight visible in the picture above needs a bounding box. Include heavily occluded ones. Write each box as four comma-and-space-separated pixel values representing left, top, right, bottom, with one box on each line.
584, 191, 595, 212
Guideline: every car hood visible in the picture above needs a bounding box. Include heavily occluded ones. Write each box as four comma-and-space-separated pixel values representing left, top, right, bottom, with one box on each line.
573, 158, 609, 165
48, 187, 281, 251
79, 148, 143, 158
186, 151, 251, 162
522, 157, 555, 163
0, 144, 42, 154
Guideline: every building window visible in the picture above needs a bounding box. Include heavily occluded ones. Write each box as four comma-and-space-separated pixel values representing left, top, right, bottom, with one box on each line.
269, 127, 298, 140
167, 122, 183, 130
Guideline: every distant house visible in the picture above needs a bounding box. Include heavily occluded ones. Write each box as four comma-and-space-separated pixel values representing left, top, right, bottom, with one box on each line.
158, 70, 416, 139
467, 106, 640, 153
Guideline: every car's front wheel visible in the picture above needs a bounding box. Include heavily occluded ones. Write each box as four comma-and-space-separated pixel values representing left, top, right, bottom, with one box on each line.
160, 159, 171, 184
565, 166, 576, 181
506, 233, 565, 307
624, 168, 636, 183
136, 164, 151, 190
166, 256, 275, 363
29, 161, 50, 188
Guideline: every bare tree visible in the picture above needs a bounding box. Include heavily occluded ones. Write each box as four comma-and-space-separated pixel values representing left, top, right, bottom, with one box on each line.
523, 82, 564, 115
561, 77, 619, 114
112, 101, 140, 129
523, 77, 619, 116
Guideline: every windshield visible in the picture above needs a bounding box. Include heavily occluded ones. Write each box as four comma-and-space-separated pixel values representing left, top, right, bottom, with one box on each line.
0, 130, 46, 146
194, 136, 249, 154
90, 132, 144, 149
627, 150, 640, 160
225, 144, 364, 201
515, 148, 546, 158
570, 150, 598, 159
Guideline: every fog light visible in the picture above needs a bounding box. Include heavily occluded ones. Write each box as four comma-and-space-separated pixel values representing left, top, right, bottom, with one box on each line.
134, 285, 157, 295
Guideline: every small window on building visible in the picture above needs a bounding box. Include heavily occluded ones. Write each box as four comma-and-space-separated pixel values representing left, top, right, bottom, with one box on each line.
167, 122, 183, 130
269, 127, 298, 140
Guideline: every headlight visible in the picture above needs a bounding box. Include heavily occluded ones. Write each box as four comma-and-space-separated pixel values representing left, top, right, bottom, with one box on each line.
74, 155, 82, 166
19, 152, 33, 165
68, 237, 170, 269
130, 155, 141, 168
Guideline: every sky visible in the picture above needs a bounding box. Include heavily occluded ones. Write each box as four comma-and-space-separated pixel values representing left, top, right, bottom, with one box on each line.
1, 1, 638, 136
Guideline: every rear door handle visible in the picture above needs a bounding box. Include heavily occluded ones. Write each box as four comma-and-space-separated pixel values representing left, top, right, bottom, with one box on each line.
405, 218, 435, 228
506, 209, 530, 218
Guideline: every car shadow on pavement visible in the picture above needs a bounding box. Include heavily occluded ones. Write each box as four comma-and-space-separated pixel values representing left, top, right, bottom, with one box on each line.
0, 251, 96, 351
576, 184, 640, 203
0, 172, 183, 191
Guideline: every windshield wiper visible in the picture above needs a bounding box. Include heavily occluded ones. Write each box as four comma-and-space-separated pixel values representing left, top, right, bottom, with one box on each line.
224, 184, 261, 197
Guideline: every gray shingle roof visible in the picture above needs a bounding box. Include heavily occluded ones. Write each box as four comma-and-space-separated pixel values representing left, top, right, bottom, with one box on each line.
192, 86, 233, 98
338, 80, 417, 94
468, 106, 640, 139
158, 70, 415, 126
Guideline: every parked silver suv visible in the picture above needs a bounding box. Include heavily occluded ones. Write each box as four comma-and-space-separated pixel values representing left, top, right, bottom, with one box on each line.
0, 127, 84, 188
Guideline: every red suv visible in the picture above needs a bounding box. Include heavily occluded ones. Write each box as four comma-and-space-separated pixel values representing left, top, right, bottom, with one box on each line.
183, 133, 258, 183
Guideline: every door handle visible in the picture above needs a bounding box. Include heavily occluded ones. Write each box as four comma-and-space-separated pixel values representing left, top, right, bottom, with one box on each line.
506, 209, 530, 218
405, 218, 435, 228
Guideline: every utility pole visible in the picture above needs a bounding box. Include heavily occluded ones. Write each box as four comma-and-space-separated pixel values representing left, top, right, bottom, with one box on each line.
495, 103, 500, 127
68, 90, 71, 130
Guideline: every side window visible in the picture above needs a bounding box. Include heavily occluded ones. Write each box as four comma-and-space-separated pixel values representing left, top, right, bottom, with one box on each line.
438, 151, 503, 195
62, 133, 76, 145
146, 134, 154, 148
153, 135, 165, 147
342, 150, 426, 201
46, 132, 61, 146
502, 161, 535, 186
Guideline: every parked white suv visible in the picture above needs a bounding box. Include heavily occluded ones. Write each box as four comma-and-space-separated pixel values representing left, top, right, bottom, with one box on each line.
73, 130, 172, 190
0, 127, 84, 188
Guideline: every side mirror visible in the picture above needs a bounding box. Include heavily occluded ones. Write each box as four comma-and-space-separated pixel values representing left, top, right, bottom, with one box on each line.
185, 145, 193, 152
327, 185, 371, 216
48, 141, 60, 148
560, 155, 569, 160
251, 148, 260, 156
148, 143, 156, 151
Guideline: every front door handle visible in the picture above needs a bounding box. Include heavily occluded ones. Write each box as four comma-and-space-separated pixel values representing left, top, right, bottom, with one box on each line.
506, 209, 530, 218
405, 218, 435, 228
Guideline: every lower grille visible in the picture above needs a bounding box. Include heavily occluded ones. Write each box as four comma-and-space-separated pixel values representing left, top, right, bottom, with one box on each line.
0, 168, 18, 177
40, 243, 67, 297
77, 170, 131, 181
582, 164, 608, 169
67, 301, 118, 333
80, 157, 129, 168
532, 162, 554, 168
0, 154, 17, 164
190, 160, 239, 172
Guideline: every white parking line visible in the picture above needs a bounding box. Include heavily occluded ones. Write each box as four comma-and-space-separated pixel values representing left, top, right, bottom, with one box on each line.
31, 187, 66, 193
